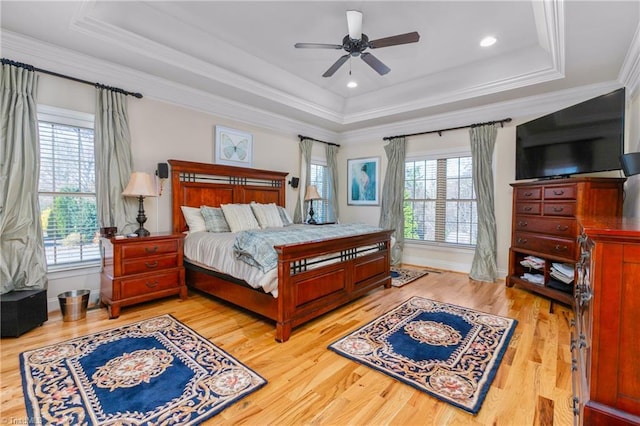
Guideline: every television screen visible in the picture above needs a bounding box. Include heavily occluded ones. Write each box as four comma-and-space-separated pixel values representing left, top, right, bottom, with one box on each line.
515, 88, 625, 180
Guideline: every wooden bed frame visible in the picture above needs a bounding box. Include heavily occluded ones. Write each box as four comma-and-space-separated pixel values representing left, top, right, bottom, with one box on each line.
169, 159, 392, 342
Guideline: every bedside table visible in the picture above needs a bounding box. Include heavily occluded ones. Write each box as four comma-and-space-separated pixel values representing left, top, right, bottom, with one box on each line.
100, 232, 186, 318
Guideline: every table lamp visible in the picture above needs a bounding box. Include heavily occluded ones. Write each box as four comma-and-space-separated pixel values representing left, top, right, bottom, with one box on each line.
122, 172, 156, 236
304, 185, 322, 224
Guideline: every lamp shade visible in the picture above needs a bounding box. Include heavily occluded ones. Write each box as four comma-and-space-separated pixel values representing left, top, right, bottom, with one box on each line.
122, 172, 156, 197
620, 152, 640, 177
304, 185, 321, 201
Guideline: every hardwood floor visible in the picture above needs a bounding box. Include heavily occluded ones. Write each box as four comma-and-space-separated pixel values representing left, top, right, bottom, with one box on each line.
0, 270, 574, 425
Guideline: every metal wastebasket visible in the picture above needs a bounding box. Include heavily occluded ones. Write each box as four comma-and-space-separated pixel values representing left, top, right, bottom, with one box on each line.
58, 290, 90, 321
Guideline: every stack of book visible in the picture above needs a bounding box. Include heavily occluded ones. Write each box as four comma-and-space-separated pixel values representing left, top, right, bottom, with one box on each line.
550, 262, 574, 284
520, 255, 545, 270
521, 272, 545, 285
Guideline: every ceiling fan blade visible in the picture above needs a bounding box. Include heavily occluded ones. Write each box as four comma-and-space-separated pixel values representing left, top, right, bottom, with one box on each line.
369, 31, 420, 49
361, 52, 390, 75
346, 10, 362, 40
295, 42, 343, 49
323, 54, 350, 77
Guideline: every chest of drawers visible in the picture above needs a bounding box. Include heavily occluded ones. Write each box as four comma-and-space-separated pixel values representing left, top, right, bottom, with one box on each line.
573, 217, 640, 425
506, 178, 624, 309
100, 233, 186, 318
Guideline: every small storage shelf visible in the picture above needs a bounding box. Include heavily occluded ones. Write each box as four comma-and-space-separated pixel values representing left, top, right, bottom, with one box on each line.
506, 178, 625, 309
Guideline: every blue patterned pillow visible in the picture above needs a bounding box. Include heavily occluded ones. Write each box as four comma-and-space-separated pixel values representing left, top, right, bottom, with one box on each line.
277, 206, 293, 226
200, 206, 231, 233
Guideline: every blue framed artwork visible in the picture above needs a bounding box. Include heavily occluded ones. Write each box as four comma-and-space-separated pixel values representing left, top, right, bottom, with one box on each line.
347, 156, 380, 205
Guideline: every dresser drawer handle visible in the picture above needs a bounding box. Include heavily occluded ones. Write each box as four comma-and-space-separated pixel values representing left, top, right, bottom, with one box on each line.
518, 221, 528, 227
553, 207, 564, 212
554, 244, 568, 252
146, 281, 159, 288
145, 261, 159, 268
145, 246, 159, 254
553, 189, 565, 196
556, 225, 569, 231
524, 191, 534, 197
522, 206, 533, 212
517, 238, 528, 245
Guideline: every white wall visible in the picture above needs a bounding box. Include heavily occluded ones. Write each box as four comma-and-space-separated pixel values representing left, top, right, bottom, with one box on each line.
34, 73, 640, 311
337, 124, 517, 276
36, 75, 303, 311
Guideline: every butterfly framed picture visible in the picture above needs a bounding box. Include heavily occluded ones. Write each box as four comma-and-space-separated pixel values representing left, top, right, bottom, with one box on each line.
214, 126, 253, 167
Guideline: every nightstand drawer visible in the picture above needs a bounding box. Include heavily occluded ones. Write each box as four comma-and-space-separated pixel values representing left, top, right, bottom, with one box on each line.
121, 240, 178, 258
122, 253, 179, 275
120, 270, 182, 299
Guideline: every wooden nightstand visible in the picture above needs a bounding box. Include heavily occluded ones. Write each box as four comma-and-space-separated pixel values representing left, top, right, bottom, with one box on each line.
100, 232, 186, 318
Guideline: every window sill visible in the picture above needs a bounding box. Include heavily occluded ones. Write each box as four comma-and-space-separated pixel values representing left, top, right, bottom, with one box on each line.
405, 239, 476, 251
47, 262, 101, 280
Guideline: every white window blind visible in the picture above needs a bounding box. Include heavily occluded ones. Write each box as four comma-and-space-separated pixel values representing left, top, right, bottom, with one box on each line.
404, 156, 477, 246
309, 163, 334, 223
38, 106, 99, 267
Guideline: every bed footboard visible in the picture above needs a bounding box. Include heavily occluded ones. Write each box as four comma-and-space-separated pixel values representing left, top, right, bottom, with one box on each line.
274, 229, 393, 342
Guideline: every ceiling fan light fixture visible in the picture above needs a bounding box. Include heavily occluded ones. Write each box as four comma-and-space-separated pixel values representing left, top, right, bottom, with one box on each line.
346, 10, 363, 40
480, 36, 497, 47
347, 81, 358, 88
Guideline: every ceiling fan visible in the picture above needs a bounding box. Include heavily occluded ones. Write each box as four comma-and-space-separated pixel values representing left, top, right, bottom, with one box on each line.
294, 10, 420, 77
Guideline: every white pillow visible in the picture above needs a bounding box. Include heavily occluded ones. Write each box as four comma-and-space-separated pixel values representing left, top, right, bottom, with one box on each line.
180, 206, 207, 233
220, 204, 260, 233
251, 203, 284, 229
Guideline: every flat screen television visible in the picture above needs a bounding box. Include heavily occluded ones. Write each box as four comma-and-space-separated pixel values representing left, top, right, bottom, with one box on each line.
515, 88, 625, 180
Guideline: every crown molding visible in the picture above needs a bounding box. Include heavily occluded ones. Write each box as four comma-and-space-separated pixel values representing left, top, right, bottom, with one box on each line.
0, 30, 338, 142
339, 81, 623, 145
619, 22, 640, 98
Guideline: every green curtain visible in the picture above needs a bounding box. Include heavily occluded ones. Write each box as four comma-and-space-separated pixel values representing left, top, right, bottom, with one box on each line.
378, 136, 406, 264
293, 138, 313, 224
95, 87, 137, 235
0, 62, 47, 294
325, 144, 339, 222
469, 124, 498, 282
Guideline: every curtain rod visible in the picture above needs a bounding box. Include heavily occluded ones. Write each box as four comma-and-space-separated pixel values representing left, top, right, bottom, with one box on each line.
383, 117, 512, 140
298, 134, 340, 147
1, 58, 143, 99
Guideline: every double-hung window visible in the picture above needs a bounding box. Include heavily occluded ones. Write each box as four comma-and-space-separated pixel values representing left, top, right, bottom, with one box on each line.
404, 155, 477, 246
38, 106, 100, 268
308, 162, 334, 223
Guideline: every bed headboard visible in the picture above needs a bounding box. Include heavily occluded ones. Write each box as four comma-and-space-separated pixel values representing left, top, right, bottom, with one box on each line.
168, 159, 288, 233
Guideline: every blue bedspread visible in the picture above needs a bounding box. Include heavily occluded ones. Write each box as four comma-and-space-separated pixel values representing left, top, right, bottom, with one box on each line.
233, 224, 382, 272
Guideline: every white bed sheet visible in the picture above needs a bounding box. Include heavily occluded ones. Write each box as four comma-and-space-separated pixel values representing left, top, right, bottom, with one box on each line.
184, 231, 279, 297
184, 226, 392, 299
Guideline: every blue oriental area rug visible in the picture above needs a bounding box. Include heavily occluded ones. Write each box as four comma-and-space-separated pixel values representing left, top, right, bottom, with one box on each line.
20, 315, 267, 425
329, 296, 517, 414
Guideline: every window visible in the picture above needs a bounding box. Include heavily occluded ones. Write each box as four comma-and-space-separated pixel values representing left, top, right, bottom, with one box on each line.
404, 156, 477, 246
308, 162, 334, 223
38, 106, 99, 267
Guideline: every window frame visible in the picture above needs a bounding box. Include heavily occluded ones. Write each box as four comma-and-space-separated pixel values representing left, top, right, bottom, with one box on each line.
37, 105, 100, 272
403, 149, 477, 249
308, 159, 334, 224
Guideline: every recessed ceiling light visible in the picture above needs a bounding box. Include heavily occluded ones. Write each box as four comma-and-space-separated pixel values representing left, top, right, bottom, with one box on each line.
480, 36, 497, 47
347, 81, 358, 88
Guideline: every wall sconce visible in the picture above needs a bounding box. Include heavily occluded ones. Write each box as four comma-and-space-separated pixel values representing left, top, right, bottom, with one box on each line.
288, 177, 299, 188
620, 152, 640, 177
304, 185, 322, 224
122, 172, 156, 236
